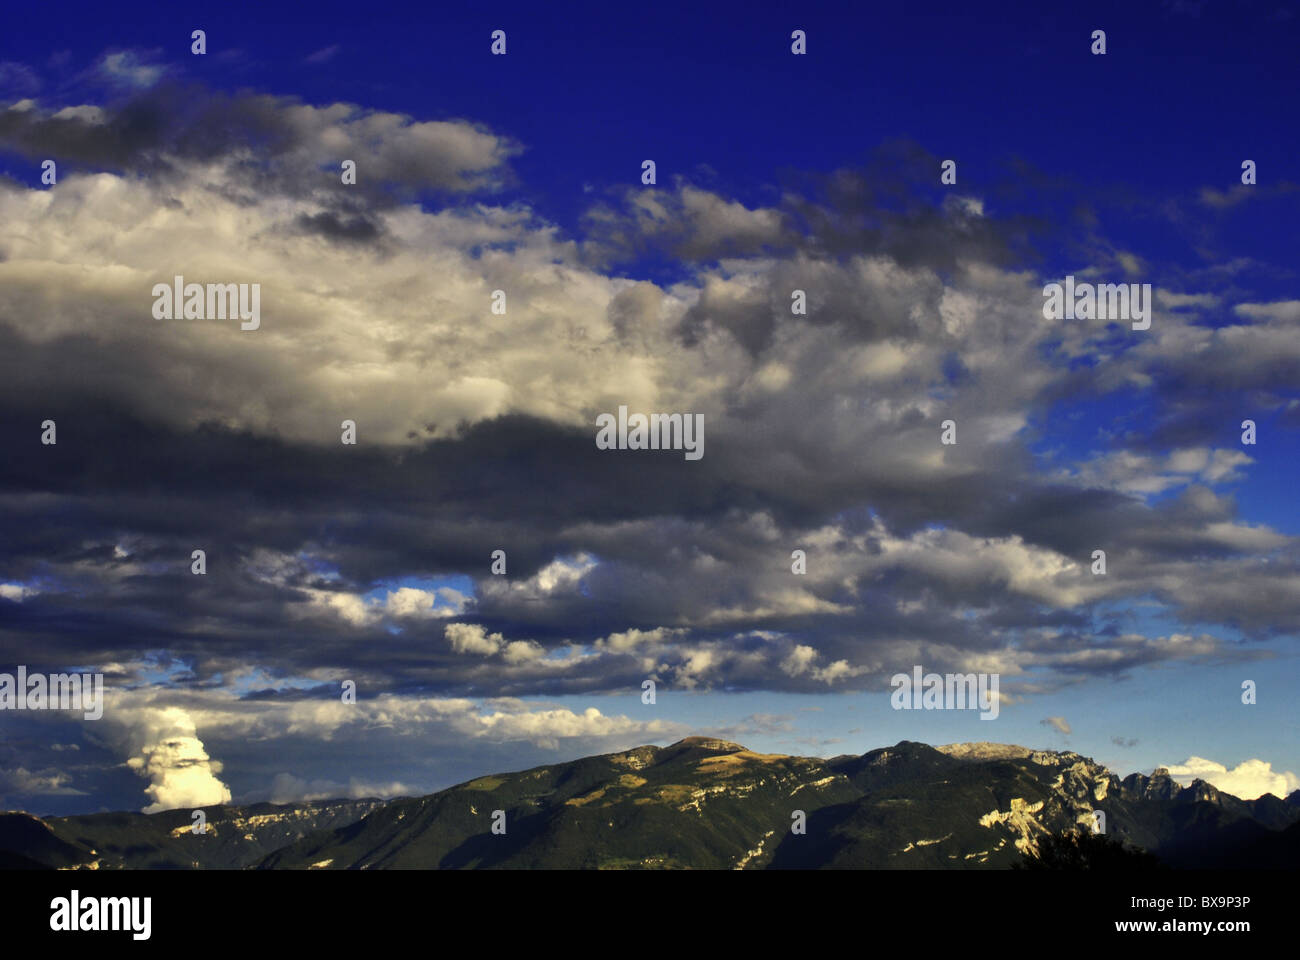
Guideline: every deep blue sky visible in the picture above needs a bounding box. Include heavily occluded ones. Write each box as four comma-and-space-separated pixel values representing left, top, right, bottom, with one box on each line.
5, 0, 1297, 246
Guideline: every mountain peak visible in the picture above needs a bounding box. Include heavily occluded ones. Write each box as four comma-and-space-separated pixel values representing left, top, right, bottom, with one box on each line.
668, 736, 747, 753
935, 742, 1033, 761
1121, 767, 1182, 803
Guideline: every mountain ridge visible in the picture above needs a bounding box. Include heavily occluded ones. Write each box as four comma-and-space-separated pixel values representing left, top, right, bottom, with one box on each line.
3, 739, 1296, 870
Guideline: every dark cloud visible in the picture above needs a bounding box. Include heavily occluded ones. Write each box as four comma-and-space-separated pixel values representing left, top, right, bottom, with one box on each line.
0, 82, 520, 204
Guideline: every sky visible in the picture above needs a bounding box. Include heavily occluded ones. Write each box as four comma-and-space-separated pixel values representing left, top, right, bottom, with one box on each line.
1, 0, 1298, 816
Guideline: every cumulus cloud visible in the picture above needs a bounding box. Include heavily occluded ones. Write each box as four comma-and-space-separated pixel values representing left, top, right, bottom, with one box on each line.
778, 644, 864, 684
780, 644, 818, 677
445, 622, 504, 656
383, 586, 469, 619
297, 582, 469, 627
1162, 756, 1300, 800
120, 706, 233, 813
595, 627, 685, 653
586, 184, 789, 261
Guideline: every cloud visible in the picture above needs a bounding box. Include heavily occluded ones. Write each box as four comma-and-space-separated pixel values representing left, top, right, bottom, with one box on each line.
98, 51, 164, 89
120, 706, 233, 813
268, 772, 411, 804
1198, 185, 1254, 209
304, 45, 341, 65
445, 622, 504, 656
86, 682, 690, 804
0, 84, 520, 198
780, 644, 818, 677
457, 703, 677, 749
1, 70, 1299, 818
1040, 716, 1072, 736
0, 582, 36, 601
380, 586, 468, 619
1162, 756, 1300, 800
1156, 290, 1219, 310
1233, 300, 1300, 323
778, 644, 865, 684
1061, 447, 1255, 496
595, 627, 685, 653
0, 766, 85, 799
586, 184, 789, 262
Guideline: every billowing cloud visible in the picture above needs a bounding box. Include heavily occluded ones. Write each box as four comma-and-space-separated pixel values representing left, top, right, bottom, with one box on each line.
445, 622, 504, 656
1163, 756, 1300, 800
120, 707, 233, 813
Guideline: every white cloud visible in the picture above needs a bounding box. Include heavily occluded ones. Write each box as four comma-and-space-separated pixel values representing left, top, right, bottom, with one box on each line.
308, 589, 372, 627
777, 644, 865, 685
444, 622, 504, 656
1064, 447, 1253, 496
1162, 756, 1300, 800
120, 706, 232, 813
780, 644, 818, 677
103, 684, 685, 757
300, 584, 469, 626
1233, 300, 1300, 323
269, 772, 412, 804
501, 640, 545, 665
596, 627, 684, 653
382, 586, 467, 619
99, 51, 164, 88
52, 104, 105, 124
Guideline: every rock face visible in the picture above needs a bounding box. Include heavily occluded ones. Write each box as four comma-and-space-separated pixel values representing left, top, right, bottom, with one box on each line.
936, 742, 1033, 761
5, 740, 1299, 870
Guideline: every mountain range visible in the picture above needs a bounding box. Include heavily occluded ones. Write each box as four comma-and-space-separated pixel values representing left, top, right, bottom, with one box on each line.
4, 738, 1298, 869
